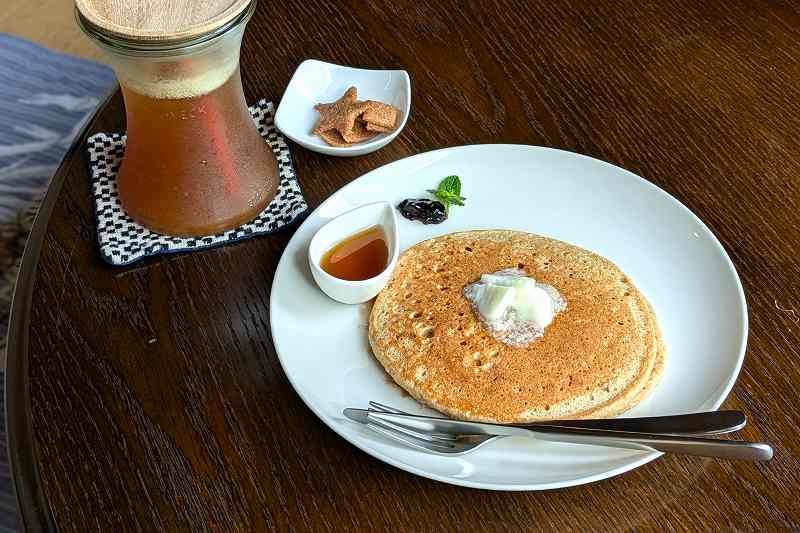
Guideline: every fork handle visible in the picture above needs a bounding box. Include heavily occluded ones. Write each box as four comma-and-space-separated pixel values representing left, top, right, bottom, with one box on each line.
527, 426, 773, 461
527, 410, 746, 436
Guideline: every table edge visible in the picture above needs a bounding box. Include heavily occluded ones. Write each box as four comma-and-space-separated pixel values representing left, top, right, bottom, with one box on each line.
4, 87, 118, 533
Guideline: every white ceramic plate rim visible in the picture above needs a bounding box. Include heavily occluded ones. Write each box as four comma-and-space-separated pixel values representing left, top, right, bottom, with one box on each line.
270, 144, 748, 490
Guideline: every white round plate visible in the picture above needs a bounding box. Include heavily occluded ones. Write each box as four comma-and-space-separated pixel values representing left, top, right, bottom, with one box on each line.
270, 145, 747, 490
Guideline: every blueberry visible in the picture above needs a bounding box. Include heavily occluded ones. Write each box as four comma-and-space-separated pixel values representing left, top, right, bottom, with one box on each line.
397, 199, 447, 224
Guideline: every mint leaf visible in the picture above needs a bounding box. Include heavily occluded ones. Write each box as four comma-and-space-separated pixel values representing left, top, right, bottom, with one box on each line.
427, 175, 466, 214
440, 175, 461, 196
448, 196, 466, 207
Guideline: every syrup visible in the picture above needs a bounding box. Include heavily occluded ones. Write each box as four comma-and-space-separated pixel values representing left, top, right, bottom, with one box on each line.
321, 225, 389, 281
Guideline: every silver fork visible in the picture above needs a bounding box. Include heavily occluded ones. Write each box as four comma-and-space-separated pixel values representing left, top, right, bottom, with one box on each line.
356, 402, 772, 461
364, 401, 746, 450
359, 402, 745, 454
367, 401, 747, 435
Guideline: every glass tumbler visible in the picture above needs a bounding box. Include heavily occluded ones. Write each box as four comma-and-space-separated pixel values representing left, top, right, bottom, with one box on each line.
77, 1, 278, 236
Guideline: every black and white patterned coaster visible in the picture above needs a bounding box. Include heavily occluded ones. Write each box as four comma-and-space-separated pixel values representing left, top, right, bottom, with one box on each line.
86, 100, 308, 266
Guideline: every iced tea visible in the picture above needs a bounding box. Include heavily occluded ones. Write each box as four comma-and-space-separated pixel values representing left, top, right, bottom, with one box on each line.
78, 0, 278, 237
118, 66, 277, 236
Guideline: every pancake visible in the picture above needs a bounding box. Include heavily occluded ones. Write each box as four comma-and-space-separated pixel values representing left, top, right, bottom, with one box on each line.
368, 230, 664, 422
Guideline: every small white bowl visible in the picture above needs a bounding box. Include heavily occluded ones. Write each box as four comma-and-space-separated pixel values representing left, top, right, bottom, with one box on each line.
308, 202, 400, 304
275, 59, 411, 157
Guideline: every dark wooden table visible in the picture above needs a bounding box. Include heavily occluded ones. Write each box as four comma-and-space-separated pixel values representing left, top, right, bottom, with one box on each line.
7, 0, 800, 531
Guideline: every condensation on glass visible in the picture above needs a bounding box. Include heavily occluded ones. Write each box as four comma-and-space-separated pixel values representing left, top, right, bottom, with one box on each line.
76, 0, 278, 236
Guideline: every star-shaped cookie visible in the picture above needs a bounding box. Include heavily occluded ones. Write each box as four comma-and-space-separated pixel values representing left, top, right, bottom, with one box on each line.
312, 86, 401, 147
312, 87, 365, 136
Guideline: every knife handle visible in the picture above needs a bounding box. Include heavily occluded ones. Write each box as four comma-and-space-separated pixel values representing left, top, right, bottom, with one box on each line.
525, 410, 746, 436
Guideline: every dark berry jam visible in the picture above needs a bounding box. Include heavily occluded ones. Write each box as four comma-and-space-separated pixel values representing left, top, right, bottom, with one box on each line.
397, 199, 447, 224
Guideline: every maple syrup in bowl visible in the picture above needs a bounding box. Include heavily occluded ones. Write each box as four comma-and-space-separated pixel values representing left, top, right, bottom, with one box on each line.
321, 226, 389, 281
308, 202, 399, 304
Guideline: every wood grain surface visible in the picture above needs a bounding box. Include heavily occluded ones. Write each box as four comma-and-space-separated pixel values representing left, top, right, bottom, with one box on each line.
7, 0, 800, 531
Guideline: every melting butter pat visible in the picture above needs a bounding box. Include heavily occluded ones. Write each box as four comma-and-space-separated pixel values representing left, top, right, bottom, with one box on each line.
471, 272, 555, 328
463, 268, 567, 348
513, 286, 554, 328
480, 274, 537, 289
475, 284, 517, 321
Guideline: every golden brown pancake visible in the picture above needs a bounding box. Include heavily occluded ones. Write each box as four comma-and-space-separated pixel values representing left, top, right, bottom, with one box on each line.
368, 230, 664, 422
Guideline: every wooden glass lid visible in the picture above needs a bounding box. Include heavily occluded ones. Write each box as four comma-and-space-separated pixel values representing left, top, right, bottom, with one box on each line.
75, 0, 253, 44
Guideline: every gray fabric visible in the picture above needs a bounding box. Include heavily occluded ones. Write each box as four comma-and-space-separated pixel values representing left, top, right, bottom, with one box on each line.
0, 33, 116, 530
0, 32, 116, 346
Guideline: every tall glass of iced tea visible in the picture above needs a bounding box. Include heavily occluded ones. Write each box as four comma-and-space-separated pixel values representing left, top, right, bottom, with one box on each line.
76, 0, 278, 236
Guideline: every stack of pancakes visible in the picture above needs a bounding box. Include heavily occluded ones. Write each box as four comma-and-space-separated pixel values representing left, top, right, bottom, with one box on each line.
369, 230, 664, 423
